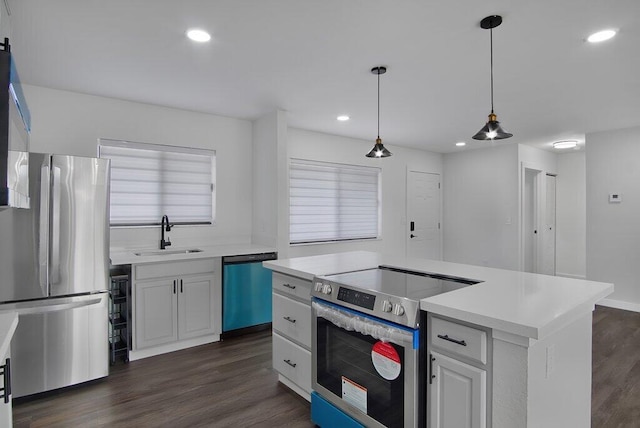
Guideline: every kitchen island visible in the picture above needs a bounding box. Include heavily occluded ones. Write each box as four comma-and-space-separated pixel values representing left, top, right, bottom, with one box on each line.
264, 251, 613, 428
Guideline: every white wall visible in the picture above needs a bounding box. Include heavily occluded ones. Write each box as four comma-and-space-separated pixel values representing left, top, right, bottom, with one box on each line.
556, 152, 586, 278
286, 128, 442, 259
586, 126, 640, 310
443, 144, 519, 269
252, 111, 279, 248
23, 84, 254, 250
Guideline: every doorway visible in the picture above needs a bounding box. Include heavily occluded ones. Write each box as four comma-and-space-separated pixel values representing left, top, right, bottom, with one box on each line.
406, 170, 441, 260
521, 165, 556, 274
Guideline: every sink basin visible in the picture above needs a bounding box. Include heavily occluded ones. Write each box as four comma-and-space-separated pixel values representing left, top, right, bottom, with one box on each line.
134, 249, 203, 256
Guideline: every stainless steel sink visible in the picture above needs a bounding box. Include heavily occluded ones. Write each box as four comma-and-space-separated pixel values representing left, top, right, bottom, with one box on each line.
134, 249, 203, 256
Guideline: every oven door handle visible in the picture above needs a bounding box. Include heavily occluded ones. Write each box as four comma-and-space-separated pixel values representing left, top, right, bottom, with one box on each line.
312, 301, 414, 347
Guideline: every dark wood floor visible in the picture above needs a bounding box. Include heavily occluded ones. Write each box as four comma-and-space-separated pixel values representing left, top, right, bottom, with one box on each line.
12, 305, 640, 427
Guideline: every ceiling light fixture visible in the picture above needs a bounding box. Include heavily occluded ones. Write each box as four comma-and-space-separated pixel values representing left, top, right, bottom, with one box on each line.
456, 142, 466, 147
553, 140, 578, 149
473, 15, 512, 141
337, 115, 350, 121
366, 66, 392, 158
186, 29, 211, 43
587, 29, 617, 43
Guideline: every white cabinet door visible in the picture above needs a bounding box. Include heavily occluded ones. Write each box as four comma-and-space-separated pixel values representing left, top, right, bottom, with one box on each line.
0, 346, 11, 427
430, 351, 486, 428
135, 278, 178, 349
178, 274, 215, 340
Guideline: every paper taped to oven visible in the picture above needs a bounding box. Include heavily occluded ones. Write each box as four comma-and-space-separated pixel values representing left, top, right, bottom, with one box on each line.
312, 301, 413, 347
342, 376, 367, 414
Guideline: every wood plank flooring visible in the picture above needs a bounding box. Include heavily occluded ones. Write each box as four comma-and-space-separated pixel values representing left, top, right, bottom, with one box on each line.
12, 305, 640, 427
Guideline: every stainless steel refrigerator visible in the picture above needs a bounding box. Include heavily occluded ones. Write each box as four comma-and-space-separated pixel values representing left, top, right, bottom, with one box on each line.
0, 152, 110, 398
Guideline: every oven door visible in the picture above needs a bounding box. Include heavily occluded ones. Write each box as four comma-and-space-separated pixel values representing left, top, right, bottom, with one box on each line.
312, 298, 419, 428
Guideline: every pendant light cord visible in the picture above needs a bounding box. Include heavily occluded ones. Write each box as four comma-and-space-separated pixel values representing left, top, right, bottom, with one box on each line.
377, 71, 380, 139
490, 26, 494, 114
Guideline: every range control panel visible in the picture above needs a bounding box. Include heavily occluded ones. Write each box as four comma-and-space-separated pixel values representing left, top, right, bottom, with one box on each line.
337, 287, 376, 310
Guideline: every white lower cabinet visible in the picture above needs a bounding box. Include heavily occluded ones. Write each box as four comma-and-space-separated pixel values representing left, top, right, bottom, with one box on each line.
428, 314, 491, 428
271, 272, 312, 400
132, 258, 220, 359
430, 351, 486, 428
0, 346, 11, 427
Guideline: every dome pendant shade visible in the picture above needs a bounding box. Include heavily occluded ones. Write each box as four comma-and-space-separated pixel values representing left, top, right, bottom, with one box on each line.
472, 112, 513, 140
473, 15, 513, 141
366, 66, 392, 158
366, 138, 392, 158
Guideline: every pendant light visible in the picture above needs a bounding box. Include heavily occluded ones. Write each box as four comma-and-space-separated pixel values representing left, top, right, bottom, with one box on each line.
366, 66, 392, 158
472, 15, 512, 141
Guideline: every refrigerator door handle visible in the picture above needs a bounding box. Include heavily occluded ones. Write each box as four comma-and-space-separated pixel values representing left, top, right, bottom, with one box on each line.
4, 296, 103, 316
50, 166, 62, 285
38, 163, 51, 296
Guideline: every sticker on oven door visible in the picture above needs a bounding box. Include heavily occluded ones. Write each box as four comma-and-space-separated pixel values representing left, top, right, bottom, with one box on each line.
371, 341, 401, 380
342, 376, 367, 414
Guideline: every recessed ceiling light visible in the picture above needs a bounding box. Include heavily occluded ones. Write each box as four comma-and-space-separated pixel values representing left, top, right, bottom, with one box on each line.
187, 29, 211, 43
337, 115, 350, 121
456, 142, 466, 147
587, 29, 617, 43
553, 140, 578, 149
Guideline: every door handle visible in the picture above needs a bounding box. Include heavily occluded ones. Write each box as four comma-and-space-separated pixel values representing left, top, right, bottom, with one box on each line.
39, 163, 51, 296
173, 280, 177, 294
50, 166, 62, 285
180, 279, 183, 293
410, 234, 416, 238
437, 334, 467, 346
283, 359, 297, 368
283, 316, 296, 324
429, 354, 435, 385
0, 358, 11, 403
410, 221, 415, 232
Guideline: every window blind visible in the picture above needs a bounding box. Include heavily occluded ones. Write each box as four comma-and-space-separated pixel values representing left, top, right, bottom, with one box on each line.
289, 159, 381, 244
99, 139, 215, 226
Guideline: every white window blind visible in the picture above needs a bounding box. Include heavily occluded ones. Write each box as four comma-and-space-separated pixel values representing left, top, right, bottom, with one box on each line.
289, 159, 381, 244
98, 139, 215, 226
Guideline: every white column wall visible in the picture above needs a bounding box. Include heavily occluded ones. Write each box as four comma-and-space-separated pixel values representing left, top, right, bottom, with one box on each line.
587, 126, 640, 311
443, 144, 520, 270
555, 152, 586, 279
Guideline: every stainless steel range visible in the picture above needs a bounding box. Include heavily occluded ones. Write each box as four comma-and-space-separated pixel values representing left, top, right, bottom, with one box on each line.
310, 266, 480, 428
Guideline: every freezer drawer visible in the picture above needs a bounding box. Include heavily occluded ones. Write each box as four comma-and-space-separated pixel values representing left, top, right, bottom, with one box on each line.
8, 293, 109, 398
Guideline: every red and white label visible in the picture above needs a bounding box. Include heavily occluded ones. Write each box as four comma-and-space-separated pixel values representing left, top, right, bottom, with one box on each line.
371, 341, 401, 380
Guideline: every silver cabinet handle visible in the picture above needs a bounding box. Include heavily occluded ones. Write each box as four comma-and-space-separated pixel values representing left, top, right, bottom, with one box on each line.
283, 316, 296, 323
437, 334, 467, 346
283, 359, 297, 368
282, 283, 296, 290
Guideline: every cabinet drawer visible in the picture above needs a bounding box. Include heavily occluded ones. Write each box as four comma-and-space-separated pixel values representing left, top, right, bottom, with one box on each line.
273, 333, 311, 393
273, 294, 311, 348
272, 273, 312, 302
431, 317, 487, 365
134, 259, 216, 281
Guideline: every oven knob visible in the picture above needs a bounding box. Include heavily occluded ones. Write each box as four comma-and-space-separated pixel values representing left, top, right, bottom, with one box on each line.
315, 282, 324, 292
393, 304, 405, 316
322, 284, 333, 294
382, 300, 393, 313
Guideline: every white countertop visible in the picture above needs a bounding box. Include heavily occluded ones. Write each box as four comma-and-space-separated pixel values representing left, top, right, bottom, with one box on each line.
263, 252, 613, 340
110, 243, 277, 265
0, 311, 19, 358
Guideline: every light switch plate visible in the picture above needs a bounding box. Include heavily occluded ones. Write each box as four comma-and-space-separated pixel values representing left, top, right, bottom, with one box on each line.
609, 193, 622, 203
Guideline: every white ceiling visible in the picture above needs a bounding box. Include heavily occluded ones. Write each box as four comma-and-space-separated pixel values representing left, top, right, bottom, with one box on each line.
6, 0, 640, 153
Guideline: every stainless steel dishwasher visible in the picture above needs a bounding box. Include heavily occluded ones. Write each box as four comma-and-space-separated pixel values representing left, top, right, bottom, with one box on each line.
222, 252, 277, 337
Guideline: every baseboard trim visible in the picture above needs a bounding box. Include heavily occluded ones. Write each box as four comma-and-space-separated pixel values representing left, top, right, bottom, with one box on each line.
597, 299, 640, 313
555, 272, 587, 280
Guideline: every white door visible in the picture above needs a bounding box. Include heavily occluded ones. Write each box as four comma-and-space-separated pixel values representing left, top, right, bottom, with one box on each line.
540, 175, 556, 275
430, 351, 486, 428
407, 171, 441, 259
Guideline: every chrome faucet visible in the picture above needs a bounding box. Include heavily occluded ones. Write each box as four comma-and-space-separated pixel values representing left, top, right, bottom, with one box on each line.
160, 215, 172, 249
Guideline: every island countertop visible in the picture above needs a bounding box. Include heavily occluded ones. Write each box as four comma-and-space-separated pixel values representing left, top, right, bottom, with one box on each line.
264, 251, 613, 340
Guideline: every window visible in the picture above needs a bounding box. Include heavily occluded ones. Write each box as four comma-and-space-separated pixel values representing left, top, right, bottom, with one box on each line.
289, 159, 381, 244
98, 139, 215, 226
